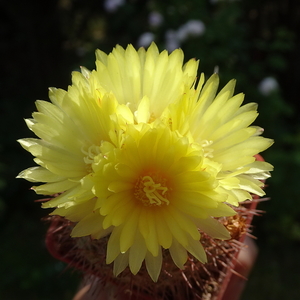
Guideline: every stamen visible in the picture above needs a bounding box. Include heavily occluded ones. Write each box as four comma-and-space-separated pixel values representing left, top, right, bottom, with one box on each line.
134, 174, 170, 206
201, 139, 214, 158
82, 144, 101, 171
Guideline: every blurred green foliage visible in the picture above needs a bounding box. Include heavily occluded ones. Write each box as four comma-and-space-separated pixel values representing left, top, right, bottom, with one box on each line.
1, 0, 300, 299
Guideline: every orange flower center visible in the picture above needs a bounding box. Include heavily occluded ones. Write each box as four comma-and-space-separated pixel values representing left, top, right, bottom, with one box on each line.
134, 172, 170, 206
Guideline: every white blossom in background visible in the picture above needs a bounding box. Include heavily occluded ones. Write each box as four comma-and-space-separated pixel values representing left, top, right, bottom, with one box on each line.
258, 77, 279, 96
164, 20, 205, 52
104, 0, 125, 13
137, 32, 155, 48
165, 30, 180, 52
177, 20, 206, 42
148, 11, 164, 28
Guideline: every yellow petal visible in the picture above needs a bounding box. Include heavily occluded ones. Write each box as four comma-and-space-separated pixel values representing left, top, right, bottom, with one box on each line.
135, 96, 150, 123
169, 239, 188, 269
71, 210, 105, 237
17, 166, 64, 183
119, 207, 140, 253
33, 179, 77, 195
129, 232, 147, 275
113, 251, 129, 277
185, 238, 207, 263
196, 217, 231, 240
154, 210, 172, 249
106, 226, 122, 264
145, 249, 162, 282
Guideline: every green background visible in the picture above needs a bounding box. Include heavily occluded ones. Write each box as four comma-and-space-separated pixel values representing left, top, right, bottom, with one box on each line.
1, 0, 299, 299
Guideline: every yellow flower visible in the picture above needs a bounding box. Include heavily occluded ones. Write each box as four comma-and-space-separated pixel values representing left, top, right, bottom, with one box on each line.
18, 43, 273, 282
67, 124, 236, 281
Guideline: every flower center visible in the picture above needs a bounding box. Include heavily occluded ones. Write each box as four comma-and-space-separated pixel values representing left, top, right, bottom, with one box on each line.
134, 174, 170, 206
